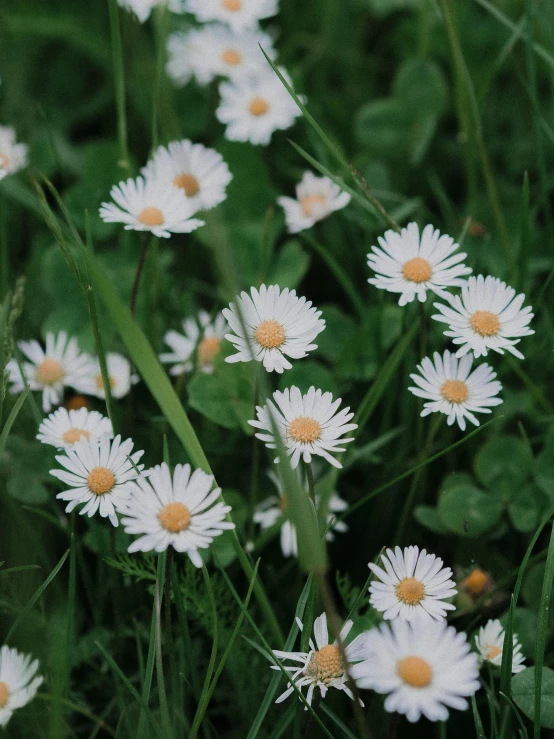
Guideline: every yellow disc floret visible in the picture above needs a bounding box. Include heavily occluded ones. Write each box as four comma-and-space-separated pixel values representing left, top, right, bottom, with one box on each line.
0, 681, 9, 709
138, 207, 164, 227
87, 467, 115, 495
174, 173, 200, 198
288, 417, 322, 444
397, 656, 433, 688
255, 319, 285, 349
223, 0, 242, 10
470, 310, 500, 337
441, 379, 469, 404
197, 337, 221, 369
396, 577, 425, 606
63, 428, 90, 444
305, 645, 344, 686
301, 194, 327, 218
222, 49, 242, 66
36, 358, 64, 386
402, 257, 432, 284
462, 568, 488, 596
487, 645, 502, 660
249, 97, 269, 117
159, 502, 192, 533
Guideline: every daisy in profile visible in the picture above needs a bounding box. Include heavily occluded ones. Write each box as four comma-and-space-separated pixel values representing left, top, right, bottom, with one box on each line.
351, 619, 480, 723
50, 434, 145, 527
432, 275, 534, 359
475, 619, 525, 674
408, 350, 502, 431
37, 407, 113, 449
272, 612, 367, 707
185, 0, 278, 32
121, 462, 234, 566
117, 0, 185, 24
278, 172, 351, 234
249, 386, 357, 469
0, 646, 43, 728
142, 140, 232, 214
99, 174, 204, 238
0, 125, 28, 180
160, 311, 227, 375
367, 223, 471, 307
76, 353, 138, 400
223, 284, 325, 373
217, 68, 303, 146
368, 546, 457, 622
7, 331, 91, 412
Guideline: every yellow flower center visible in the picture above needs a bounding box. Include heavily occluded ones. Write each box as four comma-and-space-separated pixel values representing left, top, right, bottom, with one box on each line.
396, 577, 425, 605
87, 467, 115, 495
402, 257, 433, 283
305, 644, 344, 686
0, 681, 9, 709
95, 374, 116, 391
65, 395, 90, 411
249, 97, 269, 117
222, 48, 242, 66
255, 319, 285, 349
462, 568, 488, 596
138, 207, 164, 227
441, 379, 469, 404
159, 502, 192, 533
174, 173, 200, 198
288, 417, 322, 444
0, 154, 9, 169
487, 645, 502, 660
470, 310, 500, 337
36, 358, 65, 386
223, 0, 242, 10
63, 428, 91, 444
197, 337, 221, 369
397, 656, 433, 688
301, 194, 327, 218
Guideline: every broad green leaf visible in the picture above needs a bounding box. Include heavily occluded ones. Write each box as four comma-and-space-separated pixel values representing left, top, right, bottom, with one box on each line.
278, 360, 337, 395
267, 240, 310, 290
316, 305, 357, 364
355, 98, 412, 157
438, 482, 503, 537
500, 608, 537, 658
508, 484, 546, 533
474, 435, 533, 499
188, 362, 255, 433
414, 505, 448, 534
512, 667, 554, 728
393, 58, 448, 116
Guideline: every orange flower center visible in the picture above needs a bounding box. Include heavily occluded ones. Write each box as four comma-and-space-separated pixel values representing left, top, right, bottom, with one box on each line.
255, 319, 285, 349
462, 568, 488, 596
138, 207, 164, 227
301, 193, 327, 218
223, 0, 242, 10
470, 310, 500, 337
397, 656, 433, 688
249, 97, 269, 117
159, 502, 192, 533
305, 644, 343, 685
288, 417, 321, 444
65, 395, 90, 411
0, 681, 9, 709
0, 154, 9, 169
174, 173, 200, 198
222, 48, 242, 66
87, 467, 115, 495
36, 358, 65, 386
96, 374, 116, 391
487, 645, 502, 660
402, 257, 432, 283
396, 577, 425, 605
63, 428, 91, 444
441, 379, 469, 404
197, 337, 221, 368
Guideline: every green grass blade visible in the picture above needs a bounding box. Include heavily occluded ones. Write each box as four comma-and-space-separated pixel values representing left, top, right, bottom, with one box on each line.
320, 702, 358, 739
499, 692, 529, 739
107, 0, 129, 170
0, 389, 29, 456
471, 694, 488, 739
533, 516, 554, 738
0, 564, 40, 576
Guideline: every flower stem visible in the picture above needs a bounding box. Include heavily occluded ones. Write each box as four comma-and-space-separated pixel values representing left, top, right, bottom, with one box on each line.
305, 462, 316, 505
130, 235, 151, 317
107, 0, 129, 171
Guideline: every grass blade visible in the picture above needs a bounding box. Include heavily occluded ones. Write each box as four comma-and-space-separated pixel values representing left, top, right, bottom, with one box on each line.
0, 389, 29, 456
471, 694, 488, 739
107, 0, 129, 170
533, 516, 554, 738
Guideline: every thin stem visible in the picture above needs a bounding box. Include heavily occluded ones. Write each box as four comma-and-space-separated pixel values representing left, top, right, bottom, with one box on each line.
130, 235, 151, 317
248, 369, 262, 540
0, 186, 8, 298
164, 547, 177, 723
107, 0, 129, 170
305, 462, 316, 505
155, 573, 172, 738
418, 301, 427, 360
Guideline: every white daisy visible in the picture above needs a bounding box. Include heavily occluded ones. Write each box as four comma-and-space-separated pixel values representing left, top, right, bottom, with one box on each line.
75, 353, 139, 400
37, 407, 113, 450
408, 350, 503, 432
249, 386, 357, 469
277, 171, 351, 234
222, 284, 325, 374
120, 462, 235, 567
432, 275, 534, 359
185, 0, 278, 32
475, 619, 525, 674
6, 331, 91, 413
0, 125, 28, 180
99, 174, 204, 238
351, 619, 480, 723
217, 68, 303, 146
117, 0, 185, 23
0, 646, 43, 728
50, 434, 146, 527
368, 546, 457, 622
160, 311, 227, 375
272, 612, 367, 707
367, 222, 472, 307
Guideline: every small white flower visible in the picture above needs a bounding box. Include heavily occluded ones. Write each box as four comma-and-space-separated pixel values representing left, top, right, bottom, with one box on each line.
0, 125, 28, 180
160, 311, 227, 375
249, 386, 357, 469
75, 353, 139, 400
217, 68, 303, 146
408, 350, 503, 431
277, 171, 351, 234
50, 434, 146, 527
368, 546, 457, 622
367, 223, 472, 307
0, 646, 43, 728
223, 284, 325, 373
99, 174, 204, 238
475, 619, 525, 674
37, 407, 113, 449
185, 0, 278, 32
272, 612, 367, 707
121, 462, 235, 566
117, 0, 185, 23
6, 331, 91, 413
432, 275, 534, 359
351, 619, 480, 723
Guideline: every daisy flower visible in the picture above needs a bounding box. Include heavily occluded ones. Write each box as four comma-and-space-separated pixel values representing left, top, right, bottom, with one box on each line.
185, 0, 278, 32
120, 462, 234, 566
475, 619, 525, 674
99, 174, 204, 238
351, 619, 480, 723
277, 171, 351, 234
408, 350, 503, 431
0, 646, 43, 728
50, 434, 146, 527
160, 311, 227, 375
0, 125, 28, 180
142, 140, 232, 214
368, 546, 457, 622
37, 407, 113, 450
432, 275, 534, 359
222, 284, 325, 373
6, 331, 91, 413
117, 0, 185, 24
367, 223, 471, 307
217, 68, 303, 146
272, 612, 367, 707
75, 353, 139, 400
249, 386, 357, 469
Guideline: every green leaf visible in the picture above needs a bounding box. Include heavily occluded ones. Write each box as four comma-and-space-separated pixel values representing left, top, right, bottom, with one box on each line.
7, 473, 49, 504
355, 98, 412, 157
535, 428, 554, 499
500, 608, 537, 658
267, 240, 310, 290
414, 505, 448, 534
278, 360, 337, 395
508, 484, 546, 533
512, 667, 554, 729
393, 58, 448, 116
187, 359, 255, 433
474, 435, 533, 499
438, 480, 503, 537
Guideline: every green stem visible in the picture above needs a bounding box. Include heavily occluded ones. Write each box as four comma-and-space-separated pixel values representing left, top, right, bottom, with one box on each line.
534, 518, 554, 739
151, 3, 169, 150
155, 559, 172, 738
0, 186, 8, 298
130, 235, 151, 317
248, 369, 262, 540
107, 0, 129, 170
164, 547, 177, 724
305, 462, 316, 505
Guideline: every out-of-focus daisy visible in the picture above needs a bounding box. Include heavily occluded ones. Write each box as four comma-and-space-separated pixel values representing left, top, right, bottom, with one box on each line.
142, 140, 232, 214
76, 353, 138, 400
460, 568, 492, 600
408, 350, 502, 431
351, 619, 480, 723
99, 174, 204, 238
121, 462, 234, 566
249, 386, 357, 469
367, 223, 471, 307
117, 0, 185, 23
185, 0, 278, 32
475, 619, 525, 673
432, 275, 534, 359
37, 407, 113, 450
368, 546, 457, 622
223, 284, 325, 374
7, 331, 91, 413
277, 172, 351, 234
160, 311, 227, 375
50, 435, 145, 527
272, 612, 367, 707
217, 69, 303, 146
0, 646, 43, 728
0, 125, 28, 180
